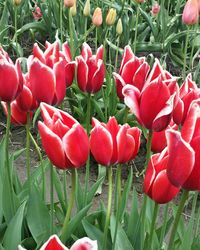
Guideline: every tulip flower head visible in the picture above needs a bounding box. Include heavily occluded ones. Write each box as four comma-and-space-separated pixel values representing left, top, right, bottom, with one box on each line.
113, 46, 150, 99
76, 43, 105, 93
38, 103, 89, 169
116, 18, 123, 35
182, 0, 199, 25
144, 149, 180, 204
106, 8, 117, 26
64, 0, 75, 8
92, 7, 103, 27
70, 0, 77, 16
0, 47, 23, 102
32, 5, 42, 20
13, 0, 21, 6
83, 0, 90, 17
18, 235, 98, 250
151, 2, 160, 16
90, 117, 141, 166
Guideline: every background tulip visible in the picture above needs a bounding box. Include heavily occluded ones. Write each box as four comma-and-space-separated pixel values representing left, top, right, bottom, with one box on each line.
90, 117, 141, 166
38, 103, 89, 169
151, 2, 160, 16
76, 43, 105, 93
106, 8, 117, 26
92, 7, 103, 27
182, 0, 199, 25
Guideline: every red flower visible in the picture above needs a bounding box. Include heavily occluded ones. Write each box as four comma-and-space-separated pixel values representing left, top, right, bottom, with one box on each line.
18, 235, 97, 250
113, 46, 150, 99
28, 41, 75, 105
167, 101, 200, 190
90, 117, 141, 166
122, 65, 178, 131
144, 149, 180, 204
182, 0, 199, 25
38, 103, 89, 169
173, 74, 200, 125
32, 5, 42, 20
0, 47, 23, 102
76, 43, 105, 93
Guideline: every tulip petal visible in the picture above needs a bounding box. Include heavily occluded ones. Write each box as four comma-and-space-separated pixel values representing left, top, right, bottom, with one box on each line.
119, 45, 134, 74
96, 45, 104, 61
76, 56, 88, 92
40, 234, 69, 250
63, 124, 89, 167
145, 58, 163, 85
70, 237, 98, 250
113, 72, 126, 99
121, 59, 137, 84
38, 121, 68, 169
173, 99, 184, 125
29, 59, 55, 104
62, 42, 72, 61
91, 59, 105, 93
16, 85, 33, 111
127, 127, 141, 158
152, 170, 180, 204
33, 43, 46, 64
90, 124, 113, 166
81, 43, 92, 61
166, 129, 195, 187
65, 62, 75, 87
132, 62, 150, 91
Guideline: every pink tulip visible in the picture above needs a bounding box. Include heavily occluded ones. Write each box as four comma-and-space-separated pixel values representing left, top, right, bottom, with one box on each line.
144, 148, 180, 204
38, 103, 89, 169
76, 43, 105, 93
182, 0, 199, 25
122, 60, 178, 131
18, 235, 97, 250
0, 47, 23, 102
32, 5, 42, 20
90, 116, 141, 166
151, 2, 160, 16
113, 46, 150, 99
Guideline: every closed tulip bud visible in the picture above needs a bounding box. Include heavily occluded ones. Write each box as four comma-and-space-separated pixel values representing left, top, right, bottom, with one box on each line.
13, 0, 21, 6
151, 2, 160, 16
64, 0, 75, 8
70, 1, 77, 16
83, 0, 90, 17
106, 8, 117, 26
92, 7, 103, 27
134, 0, 145, 3
116, 18, 123, 35
182, 0, 199, 25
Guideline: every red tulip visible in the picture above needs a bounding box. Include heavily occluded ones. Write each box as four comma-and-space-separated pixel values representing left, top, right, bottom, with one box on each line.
0, 47, 23, 102
182, 0, 199, 25
18, 235, 97, 250
90, 117, 141, 166
38, 103, 89, 169
144, 149, 180, 204
113, 46, 150, 99
122, 69, 178, 131
28, 41, 75, 105
32, 5, 42, 20
76, 43, 105, 93
173, 74, 200, 125
151, 121, 178, 153
167, 101, 200, 190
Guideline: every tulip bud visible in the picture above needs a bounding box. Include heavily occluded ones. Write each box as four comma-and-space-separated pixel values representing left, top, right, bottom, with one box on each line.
134, 0, 145, 3
182, 0, 199, 25
70, 1, 77, 16
83, 0, 90, 17
106, 8, 117, 26
116, 18, 123, 35
92, 7, 103, 27
151, 2, 160, 16
64, 0, 75, 8
13, 0, 21, 6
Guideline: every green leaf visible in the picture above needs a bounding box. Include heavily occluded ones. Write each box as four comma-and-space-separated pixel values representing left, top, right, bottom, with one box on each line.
3, 202, 26, 250
16, 21, 47, 36
26, 185, 50, 245
110, 215, 134, 250
87, 177, 104, 204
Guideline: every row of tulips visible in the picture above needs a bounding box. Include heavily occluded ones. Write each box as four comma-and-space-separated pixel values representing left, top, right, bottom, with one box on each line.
1, 40, 200, 249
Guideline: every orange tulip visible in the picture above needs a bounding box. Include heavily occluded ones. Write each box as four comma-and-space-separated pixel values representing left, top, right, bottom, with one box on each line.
92, 7, 103, 27
182, 0, 199, 25
64, 0, 75, 8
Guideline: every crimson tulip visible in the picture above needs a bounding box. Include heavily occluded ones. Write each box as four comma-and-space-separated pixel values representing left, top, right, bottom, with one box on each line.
90, 116, 141, 166
182, 0, 199, 25
151, 121, 178, 153
18, 235, 97, 250
76, 43, 105, 93
113, 46, 150, 99
122, 69, 178, 131
28, 41, 74, 105
38, 103, 89, 169
173, 74, 200, 125
167, 101, 200, 190
0, 47, 23, 102
144, 149, 180, 204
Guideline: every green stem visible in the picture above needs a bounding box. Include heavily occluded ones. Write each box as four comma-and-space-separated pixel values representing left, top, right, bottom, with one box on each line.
50, 162, 54, 234
84, 18, 88, 42
189, 25, 196, 69
25, 112, 31, 193
183, 26, 190, 79
195, 194, 200, 236
148, 203, 159, 250
29, 132, 46, 201
63, 171, 68, 206
167, 190, 189, 250
69, 10, 74, 58
114, 37, 120, 71
160, 203, 170, 247
133, 4, 139, 54
103, 28, 109, 63
144, 130, 153, 170
60, 0, 63, 43
61, 169, 76, 243
103, 167, 113, 250
5, 102, 15, 214
14, 6, 18, 48
95, 27, 98, 51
